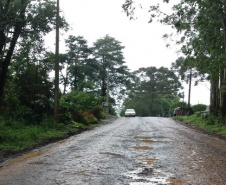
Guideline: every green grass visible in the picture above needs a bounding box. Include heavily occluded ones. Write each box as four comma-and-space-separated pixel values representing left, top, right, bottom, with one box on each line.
0, 117, 105, 153
173, 113, 226, 137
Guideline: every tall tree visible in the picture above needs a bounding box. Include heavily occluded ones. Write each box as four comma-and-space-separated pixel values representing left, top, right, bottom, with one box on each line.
64, 35, 94, 92
92, 35, 130, 101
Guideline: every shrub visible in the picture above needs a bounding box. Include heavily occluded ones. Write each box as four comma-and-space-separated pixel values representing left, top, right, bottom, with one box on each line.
59, 91, 102, 123
192, 104, 207, 112
91, 105, 105, 120
81, 111, 98, 125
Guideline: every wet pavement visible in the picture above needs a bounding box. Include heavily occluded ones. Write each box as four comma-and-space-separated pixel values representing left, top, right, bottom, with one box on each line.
1, 117, 226, 185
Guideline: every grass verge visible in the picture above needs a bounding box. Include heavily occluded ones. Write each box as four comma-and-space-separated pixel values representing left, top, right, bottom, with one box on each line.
173, 113, 226, 137
0, 116, 115, 156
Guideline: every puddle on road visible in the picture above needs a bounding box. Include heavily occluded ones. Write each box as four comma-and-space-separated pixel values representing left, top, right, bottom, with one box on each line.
126, 168, 187, 185
3, 150, 42, 167
126, 167, 171, 184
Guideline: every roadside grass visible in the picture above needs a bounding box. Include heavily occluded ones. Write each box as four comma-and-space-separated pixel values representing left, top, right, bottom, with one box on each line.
0, 117, 107, 154
173, 113, 226, 137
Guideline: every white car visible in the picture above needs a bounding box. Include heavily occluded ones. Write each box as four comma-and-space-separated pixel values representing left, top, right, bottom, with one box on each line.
125, 109, 136, 117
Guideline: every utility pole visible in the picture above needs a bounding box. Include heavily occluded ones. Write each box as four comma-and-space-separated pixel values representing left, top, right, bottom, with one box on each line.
54, 0, 60, 122
188, 69, 192, 107
106, 68, 109, 114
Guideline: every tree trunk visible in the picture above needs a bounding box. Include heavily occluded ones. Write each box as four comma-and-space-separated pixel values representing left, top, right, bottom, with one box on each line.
0, 26, 23, 103
210, 76, 219, 117
187, 69, 192, 107
221, 13, 226, 117
219, 68, 226, 117
0, 2, 27, 106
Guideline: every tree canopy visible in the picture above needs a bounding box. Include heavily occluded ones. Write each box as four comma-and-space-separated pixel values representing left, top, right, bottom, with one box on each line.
0, 0, 68, 104
122, 66, 182, 117
122, 0, 226, 118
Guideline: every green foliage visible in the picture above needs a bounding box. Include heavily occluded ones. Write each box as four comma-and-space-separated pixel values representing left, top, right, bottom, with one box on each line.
0, 0, 68, 103
0, 114, 107, 153
61, 91, 100, 111
63, 35, 95, 92
172, 116, 185, 122
170, 101, 187, 113
192, 104, 207, 112
66, 121, 86, 133
91, 105, 106, 120
0, 117, 64, 152
81, 111, 98, 125
173, 113, 226, 137
122, 66, 182, 117
122, 93, 177, 117
59, 91, 102, 124
92, 35, 130, 98
122, 0, 226, 117
70, 121, 85, 129
133, 67, 182, 95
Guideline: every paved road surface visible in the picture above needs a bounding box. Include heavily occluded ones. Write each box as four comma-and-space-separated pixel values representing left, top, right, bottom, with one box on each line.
1, 117, 226, 185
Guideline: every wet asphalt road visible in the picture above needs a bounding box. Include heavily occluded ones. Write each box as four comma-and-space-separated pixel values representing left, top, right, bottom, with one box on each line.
1, 117, 226, 185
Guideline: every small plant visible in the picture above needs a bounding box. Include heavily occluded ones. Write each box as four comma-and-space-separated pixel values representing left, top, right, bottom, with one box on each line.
70, 121, 85, 129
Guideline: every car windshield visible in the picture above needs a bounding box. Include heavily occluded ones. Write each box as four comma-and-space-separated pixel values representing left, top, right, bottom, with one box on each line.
126, 109, 135, 112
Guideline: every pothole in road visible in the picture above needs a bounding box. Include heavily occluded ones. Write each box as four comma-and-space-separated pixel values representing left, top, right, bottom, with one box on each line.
135, 136, 152, 140
132, 146, 152, 150
73, 170, 91, 176
135, 136, 168, 144
138, 158, 158, 166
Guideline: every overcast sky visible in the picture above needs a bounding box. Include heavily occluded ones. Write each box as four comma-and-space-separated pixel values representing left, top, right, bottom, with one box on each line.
46, 0, 210, 105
